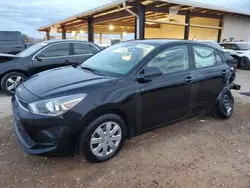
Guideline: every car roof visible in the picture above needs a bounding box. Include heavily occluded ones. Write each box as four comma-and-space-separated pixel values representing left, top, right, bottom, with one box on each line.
129, 39, 216, 45
42, 39, 93, 44
129, 39, 223, 50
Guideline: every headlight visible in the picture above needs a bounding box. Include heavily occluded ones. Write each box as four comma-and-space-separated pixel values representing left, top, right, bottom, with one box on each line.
28, 94, 87, 116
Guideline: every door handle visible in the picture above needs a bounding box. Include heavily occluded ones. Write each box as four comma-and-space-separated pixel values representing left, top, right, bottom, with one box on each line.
185, 76, 194, 84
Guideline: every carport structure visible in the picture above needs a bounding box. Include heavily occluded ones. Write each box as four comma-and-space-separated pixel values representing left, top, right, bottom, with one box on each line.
38, 0, 250, 43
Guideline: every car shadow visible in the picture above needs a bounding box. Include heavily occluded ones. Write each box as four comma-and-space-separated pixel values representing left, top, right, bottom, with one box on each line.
0, 90, 9, 97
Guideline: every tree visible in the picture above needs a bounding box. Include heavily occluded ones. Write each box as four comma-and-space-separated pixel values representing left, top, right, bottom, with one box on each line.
22, 34, 31, 42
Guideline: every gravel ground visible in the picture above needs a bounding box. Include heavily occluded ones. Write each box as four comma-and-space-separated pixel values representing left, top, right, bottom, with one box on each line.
0, 70, 249, 188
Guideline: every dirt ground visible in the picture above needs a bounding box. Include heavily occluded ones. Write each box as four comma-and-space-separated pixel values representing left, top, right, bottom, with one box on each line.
0, 71, 250, 188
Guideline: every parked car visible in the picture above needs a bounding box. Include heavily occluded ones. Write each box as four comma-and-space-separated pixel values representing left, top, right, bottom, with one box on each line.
220, 42, 250, 70
12, 40, 238, 163
0, 31, 26, 54
0, 40, 102, 95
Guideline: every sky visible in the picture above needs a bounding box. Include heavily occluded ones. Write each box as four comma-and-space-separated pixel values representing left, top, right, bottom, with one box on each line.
0, 0, 249, 38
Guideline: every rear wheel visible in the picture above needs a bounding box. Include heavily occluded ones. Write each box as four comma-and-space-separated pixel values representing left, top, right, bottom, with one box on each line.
215, 91, 234, 119
79, 114, 126, 163
0, 72, 26, 95
240, 57, 250, 70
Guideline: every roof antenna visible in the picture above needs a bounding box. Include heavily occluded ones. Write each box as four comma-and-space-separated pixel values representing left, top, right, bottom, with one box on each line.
192, 36, 196, 40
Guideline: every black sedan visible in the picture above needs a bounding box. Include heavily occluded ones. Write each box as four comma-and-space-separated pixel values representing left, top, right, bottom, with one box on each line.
0, 40, 101, 95
12, 40, 237, 163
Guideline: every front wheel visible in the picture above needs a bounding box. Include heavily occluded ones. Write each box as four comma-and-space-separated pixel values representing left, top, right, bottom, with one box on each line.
215, 91, 234, 119
0, 72, 26, 95
79, 114, 127, 163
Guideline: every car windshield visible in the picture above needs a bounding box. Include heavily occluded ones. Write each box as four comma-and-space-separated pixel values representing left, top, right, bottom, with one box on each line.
220, 43, 250, 50
17, 42, 48, 57
81, 42, 156, 77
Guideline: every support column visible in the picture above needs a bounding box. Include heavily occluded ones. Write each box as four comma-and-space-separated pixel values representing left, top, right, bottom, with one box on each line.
88, 17, 94, 42
120, 33, 123, 41
100, 33, 103, 44
134, 17, 137, 40
184, 11, 190, 40
45, 30, 50, 40
217, 17, 223, 43
138, 4, 145, 40
62, 27, 66, 39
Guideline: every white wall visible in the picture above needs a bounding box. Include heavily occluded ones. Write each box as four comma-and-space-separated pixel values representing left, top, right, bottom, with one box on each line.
222, 14, 250, 42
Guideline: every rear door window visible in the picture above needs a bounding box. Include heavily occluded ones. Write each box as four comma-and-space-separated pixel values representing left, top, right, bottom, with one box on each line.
215, 51, 223, 64
73, 43, 92, 55
193, 46, 216, 68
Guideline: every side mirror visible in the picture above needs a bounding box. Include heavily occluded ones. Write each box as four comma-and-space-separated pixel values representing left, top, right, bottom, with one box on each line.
35, 54, 44, 61
136, 66, 163, 83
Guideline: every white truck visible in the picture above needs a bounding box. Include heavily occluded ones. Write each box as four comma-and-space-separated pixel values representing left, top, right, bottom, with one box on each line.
220, 42, 250, 70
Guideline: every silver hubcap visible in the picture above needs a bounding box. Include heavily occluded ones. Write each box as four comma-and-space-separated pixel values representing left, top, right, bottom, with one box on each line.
90, 121, 122, 157
6, 76, 24, 92
223, 95, 232, 114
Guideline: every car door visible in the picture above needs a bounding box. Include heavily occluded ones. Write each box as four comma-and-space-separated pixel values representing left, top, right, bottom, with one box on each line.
190, 45, 230, 114
70, 42, 96, 66
137, 45, 193, 130
31, 42, 72, 74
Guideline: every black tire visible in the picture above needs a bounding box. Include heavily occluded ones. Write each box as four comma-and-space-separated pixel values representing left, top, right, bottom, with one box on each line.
240, 57, 250, 70
215, 91, 234, 119
79, 114, 127, 163
0, 72, 26, 95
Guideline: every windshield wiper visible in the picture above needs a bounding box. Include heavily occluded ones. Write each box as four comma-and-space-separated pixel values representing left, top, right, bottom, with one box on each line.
81, 66, 105, 76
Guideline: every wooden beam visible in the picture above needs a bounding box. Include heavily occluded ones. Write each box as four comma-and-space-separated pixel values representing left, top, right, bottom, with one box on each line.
190, 24, 222, 30
146, 5, 222, 19
63, 20, 87, 29
97, 22, 161, 28
93, 8, 136, 24
146, 19, 187, 26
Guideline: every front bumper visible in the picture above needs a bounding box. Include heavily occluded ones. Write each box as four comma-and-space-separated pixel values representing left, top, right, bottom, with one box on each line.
12, 96, 80, 156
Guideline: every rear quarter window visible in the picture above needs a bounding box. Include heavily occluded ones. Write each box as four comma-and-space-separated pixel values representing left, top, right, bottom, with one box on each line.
193, 46, 216, 68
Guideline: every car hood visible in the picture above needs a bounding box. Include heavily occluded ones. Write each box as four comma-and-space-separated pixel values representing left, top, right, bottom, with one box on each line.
0, 53, 18, 58
224, 49, 250, 55
23, 66, 115, 98
0, 53, 20, 63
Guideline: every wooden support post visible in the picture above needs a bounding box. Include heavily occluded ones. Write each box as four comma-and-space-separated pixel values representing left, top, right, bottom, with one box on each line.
217, 17, 223, 43
88, 17, 94, 42
134, 16, 137, 40
62, 27, 66, 39
45, 31, 50, 40
184, 11, 190, 40
120, 33, 123, 41
138, 4, 145, 40
100, 33, 103, 44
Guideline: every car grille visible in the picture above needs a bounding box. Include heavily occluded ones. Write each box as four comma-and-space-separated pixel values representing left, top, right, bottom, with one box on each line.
15, 96, 29, 112
15, 121, 35, 148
